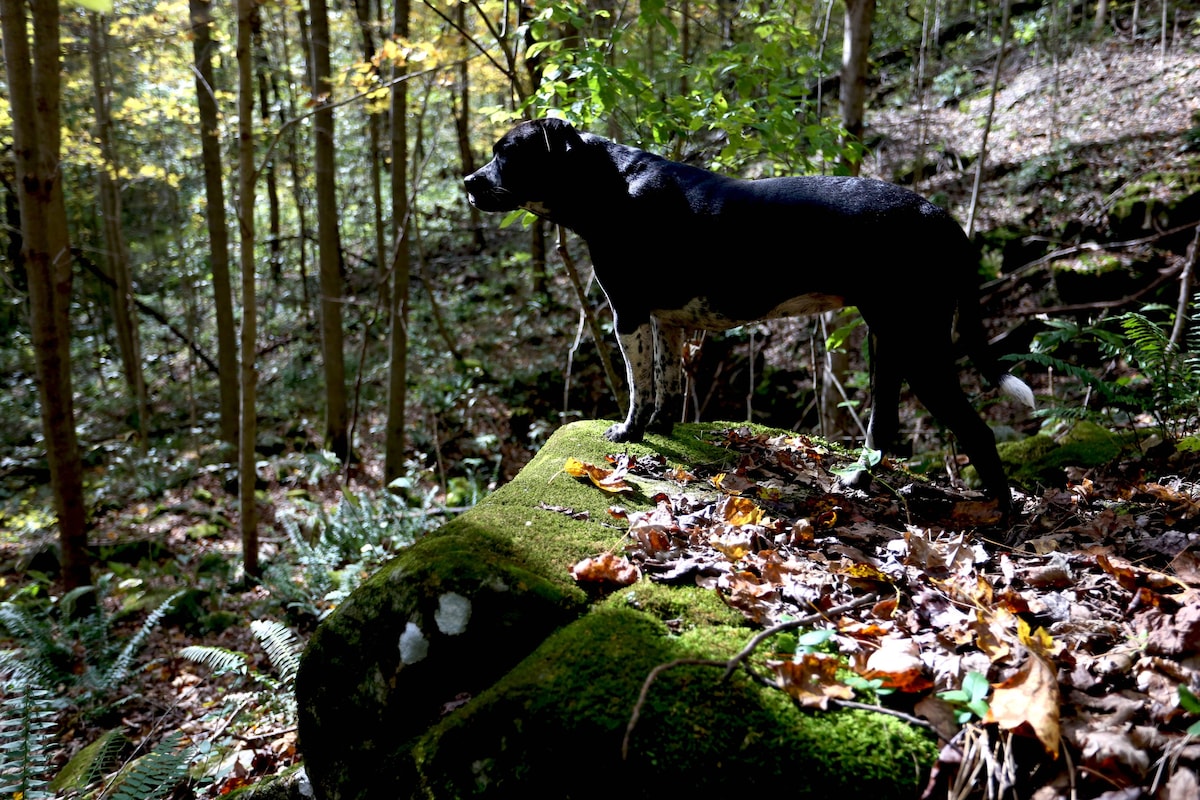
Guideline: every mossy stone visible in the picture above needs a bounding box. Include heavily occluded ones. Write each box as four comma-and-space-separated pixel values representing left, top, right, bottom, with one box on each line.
412, 608, 936, 799
297, 421, 938, 799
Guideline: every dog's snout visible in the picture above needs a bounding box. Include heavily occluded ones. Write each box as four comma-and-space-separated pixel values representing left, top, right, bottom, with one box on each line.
464, 169, 488, 194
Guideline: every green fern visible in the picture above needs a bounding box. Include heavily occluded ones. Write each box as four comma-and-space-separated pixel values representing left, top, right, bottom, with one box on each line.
250, 619, 302, 689
178, 644, 251, 677
91, 590, 184, 695
0, 672, 60, 799
49, 727, 127, 795
100, 730, 191, 800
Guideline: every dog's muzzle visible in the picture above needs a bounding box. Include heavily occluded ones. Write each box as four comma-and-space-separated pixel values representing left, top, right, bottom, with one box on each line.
464, 167, 514, 212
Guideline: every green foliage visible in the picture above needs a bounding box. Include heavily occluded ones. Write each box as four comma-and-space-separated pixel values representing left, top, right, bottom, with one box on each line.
938, 671, 991, 723
523, 0, 855, 174
0, 672, 59, 800
265, 487, 437, 618
0, 583, 182, 711
101, 731, 191, 800
180, 620, 303, 784
1020, 300, 1200, 441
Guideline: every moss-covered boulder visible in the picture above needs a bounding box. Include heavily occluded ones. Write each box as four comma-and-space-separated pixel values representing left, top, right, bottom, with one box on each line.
997, 420, 1123, 487
296, 421, 937, 799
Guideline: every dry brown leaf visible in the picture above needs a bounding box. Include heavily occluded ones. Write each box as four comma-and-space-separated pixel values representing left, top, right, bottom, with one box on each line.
985, 652, 1061, 757
563, 457, 635, 494
863, 635, 933, 692
569, 553, 640, 586
772, 652, 855, 709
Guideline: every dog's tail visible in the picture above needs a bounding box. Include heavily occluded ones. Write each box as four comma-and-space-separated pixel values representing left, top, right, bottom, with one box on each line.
957, 273, 1036, 410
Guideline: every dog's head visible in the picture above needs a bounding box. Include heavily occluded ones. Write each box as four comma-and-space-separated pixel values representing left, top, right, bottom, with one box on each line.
464, 118, 584, 216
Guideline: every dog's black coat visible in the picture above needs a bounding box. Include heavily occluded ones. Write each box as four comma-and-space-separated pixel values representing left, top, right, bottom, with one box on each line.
466, 118, 1033, 507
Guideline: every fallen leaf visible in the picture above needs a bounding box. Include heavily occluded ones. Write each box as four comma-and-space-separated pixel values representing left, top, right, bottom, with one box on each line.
563, 457, 634, 494
570, 553, 640, 586
772, 652, 855, 709
863, 635, 932, 692
985, 652, 1061, 757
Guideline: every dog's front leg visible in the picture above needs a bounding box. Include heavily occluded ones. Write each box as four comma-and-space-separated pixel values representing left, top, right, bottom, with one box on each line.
647, 320, 684, 434
605, 321, 656, 442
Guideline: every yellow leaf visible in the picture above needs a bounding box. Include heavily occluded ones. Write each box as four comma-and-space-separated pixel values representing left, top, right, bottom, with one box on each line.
716, 494, 763, 526
1017, 617, 1057, 659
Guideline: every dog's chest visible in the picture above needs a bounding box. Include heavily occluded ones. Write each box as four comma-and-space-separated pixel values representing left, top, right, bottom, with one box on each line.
653, 293, 846, 331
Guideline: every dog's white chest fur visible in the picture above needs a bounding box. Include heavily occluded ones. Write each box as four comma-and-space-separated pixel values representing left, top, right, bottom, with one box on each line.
654, 293, 846, 331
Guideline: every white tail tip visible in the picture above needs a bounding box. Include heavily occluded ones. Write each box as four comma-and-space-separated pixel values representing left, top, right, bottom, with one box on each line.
999, 373, 1036, 409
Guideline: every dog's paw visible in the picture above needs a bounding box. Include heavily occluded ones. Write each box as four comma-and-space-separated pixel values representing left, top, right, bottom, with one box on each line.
604, 422, 644, 443
837, 466, 873, 492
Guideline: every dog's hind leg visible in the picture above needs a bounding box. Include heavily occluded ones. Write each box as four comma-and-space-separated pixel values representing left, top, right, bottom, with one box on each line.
904, 351, 1012, 510
647, 319, 684, 433
605, 320, 656, 443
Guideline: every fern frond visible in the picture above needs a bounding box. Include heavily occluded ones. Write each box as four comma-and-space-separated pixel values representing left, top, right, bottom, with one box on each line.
250, 620, 303, 689
49, 728, 126, 795
1016, 352, 1137, 404
179, 645, 250, 677
0, 673, 59, 799
101, 730, 191, 800
94, 590, 184, 694
0, 603, 68, 687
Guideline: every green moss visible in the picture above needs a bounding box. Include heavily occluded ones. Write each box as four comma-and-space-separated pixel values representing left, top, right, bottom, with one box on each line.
300, 421, 937, 799
412, 608, 936, 798
998, 421, 1123, 486
599, 581, 747, 630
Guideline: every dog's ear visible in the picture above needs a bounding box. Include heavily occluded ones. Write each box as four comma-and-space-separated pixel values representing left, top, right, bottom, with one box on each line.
533, 117, 583, 155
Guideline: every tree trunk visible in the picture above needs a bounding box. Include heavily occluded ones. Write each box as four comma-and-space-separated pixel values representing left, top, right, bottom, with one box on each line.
1, 0, 92, 596
189, 0, 240, 449
384, 0, 412, 483
966, 0, 1012, 238
452, 0, 486, 252
840, 0, 876, 176
89, 12, 149, 443
310, 0, 351, 463
236, 0, 260, 577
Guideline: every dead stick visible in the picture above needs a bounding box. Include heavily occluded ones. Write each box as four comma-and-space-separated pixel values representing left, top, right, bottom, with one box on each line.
555, 226, 626, 416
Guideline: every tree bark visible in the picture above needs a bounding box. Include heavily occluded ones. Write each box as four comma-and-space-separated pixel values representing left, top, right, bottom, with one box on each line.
89, 12, 149, 444
966, 0, 1012, 238
236, 0, 260, 577
189, 0, 240, 448
1, 0, 92, 596
384, 0, 412, 483
840, 0, 876, 176
310, 0, 351, 463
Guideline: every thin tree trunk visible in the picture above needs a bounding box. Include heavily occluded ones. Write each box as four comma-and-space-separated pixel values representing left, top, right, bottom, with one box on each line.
89, 12, 149, 444
384, 0, 412, 483
1, 0, 92, 597
353, 0, 390, 292
189, 0, 239, 448
966, 0, 1012, 238
452, 0, 485, 252
236, 0, 260, 577
840, 0, 876, 176
310, 0, 350, 463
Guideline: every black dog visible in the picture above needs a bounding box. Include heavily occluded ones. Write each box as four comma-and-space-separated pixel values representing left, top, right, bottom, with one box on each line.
465, 118, 1033, 508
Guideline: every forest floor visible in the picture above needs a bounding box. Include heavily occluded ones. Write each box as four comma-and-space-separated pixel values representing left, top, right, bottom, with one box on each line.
4, 31, 1200, 800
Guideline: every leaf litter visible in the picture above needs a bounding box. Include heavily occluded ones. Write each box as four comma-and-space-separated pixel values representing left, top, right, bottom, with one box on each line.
565, 427, 1200, 799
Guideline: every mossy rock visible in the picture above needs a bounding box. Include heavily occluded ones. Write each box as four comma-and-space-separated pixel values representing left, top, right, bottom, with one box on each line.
413, 608, 936, 799
998, 420, 1123, 487
296, 421, 937, 799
